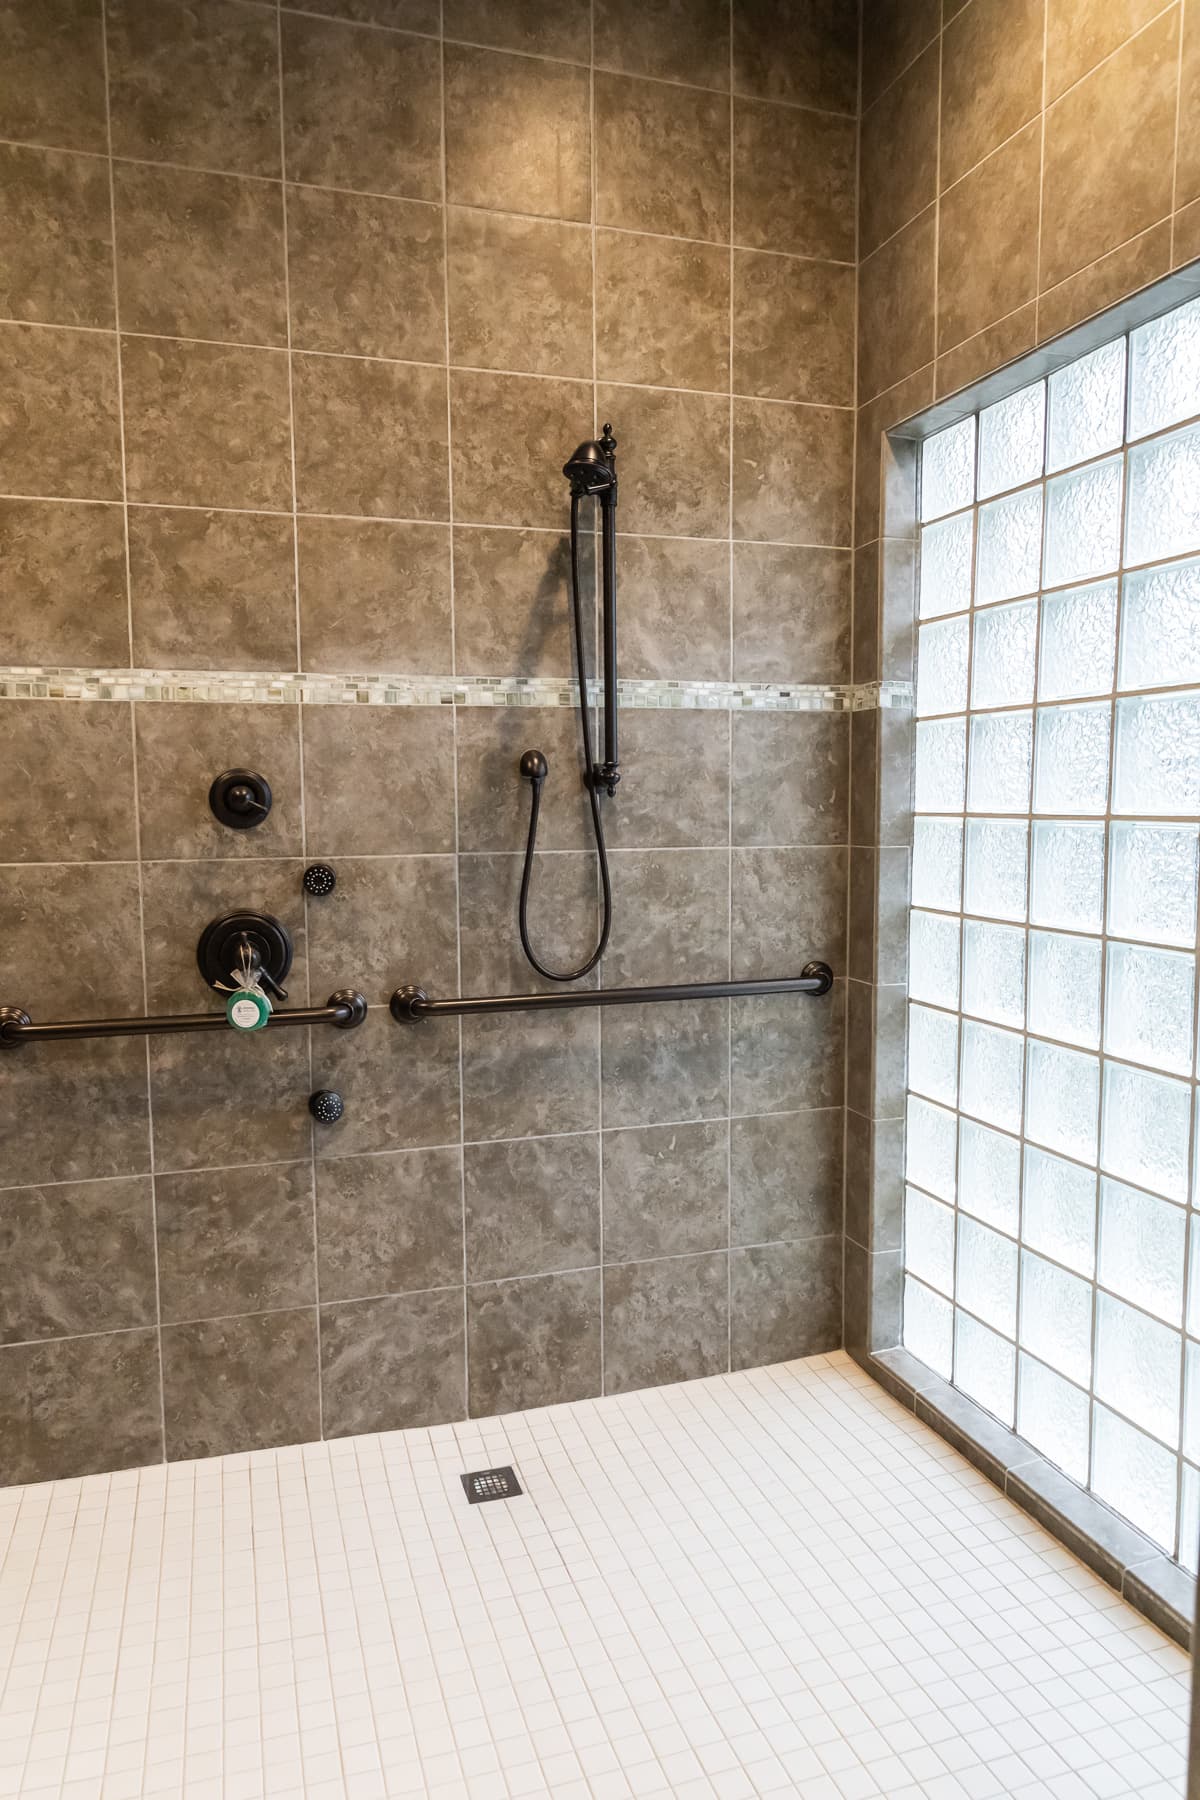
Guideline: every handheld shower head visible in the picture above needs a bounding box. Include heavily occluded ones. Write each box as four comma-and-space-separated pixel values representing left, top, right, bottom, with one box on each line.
563, 423, 617, 498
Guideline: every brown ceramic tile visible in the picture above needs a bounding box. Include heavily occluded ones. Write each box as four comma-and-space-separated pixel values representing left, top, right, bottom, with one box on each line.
452, 528, 577, 678
0, 701, 137, 863
859, 43, 939, 260
732, 399, 853, 545
605, 848, 730, 986
595, 73, 730, 242
293, 354, 449, 520
149, 1030, 313, 1174
312, 1007, 462, 1159
1179, 2, 1200, 207
936, 303, 1038, 400
156, 1161, 315, 1323
596, 231, 730, 393
853, 543, 881, 684
730, 1108, 841, 1244
162, 1308, 319, 1460
937, 123, 1040, 355
121, 336, 292, 511
458, 851, 599, 991
850, 706, 878, 847
1046, 0, 1167, 102
0, 322, 120, 499
445, 45, 590, 223
1038, 221, 1173, 342
463, 1008, 598, 1147
114, 162, 286, 346
731, 845, 847, 974
848, 846, 876, 981
467, 1268, 601, 1415
602, 1120, 728, 1262
858, 208, 936, 404
447, 210, 592, 380
596, 0, 731, 89
732, 542, 851, 683
603, 1252, 729, 1394
0, 862, 143, 1017
320, 1288, 465, 1438
598, 385, 730, 538
0, 499, 127, 666
601, 997, 729, 1127
0, 1331, 161, 1485
282, 12, 441, 201
861, 0, 939, 110
0, 1176, 155, 1343
1040, 11, 1178, 293
134, 702, 302, 860
451, 370, 592, 528
1174, 196, 1200, 267
455, 706, 594, 854
729, 1234, 841, 1365
854, 365, 934, 547
731, 712, 848, 846
0, 0, 106, 155
619, 534, 731, 682
297, 516, 452, 671
444, 0, 589, 59
3, 1037, 150, 1189
0, 144, 112, 328
732, 252, 854, 406
129, 506, 298, 673
465, 1132, 600, 1283
287, 185, 444, 363
139, 857, 306, 1012
940, 0, 1045, 188
734, 0, 857, 111
302, 705, 456, 857
734, 99, 855, 259
316, 1146, 462, 1302
308, 854, 458, 1001
605, 710, 730, 851
107, 0, 281, 177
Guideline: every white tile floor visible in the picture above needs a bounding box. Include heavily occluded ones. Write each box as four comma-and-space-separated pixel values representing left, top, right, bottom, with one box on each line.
0, 1352, 1190, 1800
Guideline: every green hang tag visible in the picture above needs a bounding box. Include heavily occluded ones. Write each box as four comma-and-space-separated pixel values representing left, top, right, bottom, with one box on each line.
226, 989, 271, 1033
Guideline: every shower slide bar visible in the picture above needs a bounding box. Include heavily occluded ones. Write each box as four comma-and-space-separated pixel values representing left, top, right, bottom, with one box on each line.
0, 990, 369, 1049
390, 963, 835, 1022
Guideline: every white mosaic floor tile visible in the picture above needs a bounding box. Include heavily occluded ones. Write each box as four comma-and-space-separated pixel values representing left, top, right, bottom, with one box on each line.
0, 1352, 1189, 1798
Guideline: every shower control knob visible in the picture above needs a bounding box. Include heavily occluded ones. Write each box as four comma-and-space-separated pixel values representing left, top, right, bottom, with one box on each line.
303, 863, 337, 898
309, 1089, 344, 1125
209, 768, 272, 829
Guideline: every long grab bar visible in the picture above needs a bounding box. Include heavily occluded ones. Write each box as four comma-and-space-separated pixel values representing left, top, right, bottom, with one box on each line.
0, 990, 368, 1049
390, 963, 834, 1022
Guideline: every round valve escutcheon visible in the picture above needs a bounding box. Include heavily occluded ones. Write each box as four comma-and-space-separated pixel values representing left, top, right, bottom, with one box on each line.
309, 1089, 344, 1124
209, 769, 272, 830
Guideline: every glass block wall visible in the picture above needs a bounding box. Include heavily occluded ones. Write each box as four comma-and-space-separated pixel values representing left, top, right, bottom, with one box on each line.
904, 294, 1200, 1570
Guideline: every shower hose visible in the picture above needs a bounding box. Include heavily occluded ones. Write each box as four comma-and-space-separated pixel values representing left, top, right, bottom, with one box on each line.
518, 491, 613, 982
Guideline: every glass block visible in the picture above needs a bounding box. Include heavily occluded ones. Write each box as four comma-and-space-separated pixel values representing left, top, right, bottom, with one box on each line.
1180, 1464, 1200, 1573
954, 1311, 1015, 1426
1092, 1404, 1177, 1551
976, 487, 1043, 605
904, 1276, 952, 1379
1030, 821, 1105, 932
962, 920, 1025, 1027
957, 1216, 1018, 1336
906, 1094, 957, 1203
1108, 822, 1199, 947
1017, 1353, 1090, 1485
1185, 1343, 1200, 1463
1095, 1292, 1180, 1447
1023, 1145, 1096, 1277
1126, 423, 1200, 565
1027, 930, 1101, 1049
971, 600, 1037, 709
1101, 1061, 1191, 1202
1025, 1039, 1099, 1162
1128, 293, 1200, 439
909, 909, 960, 1010
904, 1186, 955, 1295
1019, 1250, 1092, 1385
1033, 702, 1111, 817
1043, 456, 1124, 589
907, 1002, 958, 1107
919, 513, 974, 619
915, 718, 966, 813
1098, 1178, 1186, 1326
959, 1118, 1021, 1236
978, 381, 1045, 499
1113, 693, 1200, 816
1120, 556, 1200, 694
1047, 338, 1127, 473
964, 820, 1027, 922
967, 711, 1032, 815
917, 615, 970, 717
912, 818, 964, 912
1104, 941, 1195, 1075
960, 1020, 1023, 1133
1038, 580, 1118, 702
921, 418, 975, 522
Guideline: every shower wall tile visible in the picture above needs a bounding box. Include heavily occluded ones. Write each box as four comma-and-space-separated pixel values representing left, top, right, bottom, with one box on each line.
733, 0, 857, 113
445, 46, 591, 223
732, 846, 847, 974
464, 1131, 600, 1282
0, 701, 137, 863
730, 1108, 842, 1244
732, 543, 851, 684
1037, 219, 1172, 344
320, 1289, 466, 1439
466, 1269, 602, 1416
444, 0, 590, 61
731, 980, 845, 1115
605, 848, 731, 985
307, 855, 459, 997
604, 710, 729, 851
155, 1161, 316, 1324
292, 354, 449, 520
937, 122, 1041, 355
732, 253, 855, 407
0, 0, 107, 157
451, 370, 591, 529
596, 0, 731, 90
938, 0, 1044, 189
454, 707, 593, 852
1045, 0, 1166, 100
322, 0, 440, 32
0, 143, 113, 329
602, 1252, 729, 1393
0, 322, 121, 499
286, 187, 445, 364
129, 506, 298, 673
858, 42, 939, 260
0, 863, 144, 1017
149, 1031, 313, 1173
3, 1038, 151, 1189
595, 231, 731, 394
133, 702, 303, 860
461, 1010, 600, 1142
731, 711, 849, 848
0, 499, 127, 667
594, 73, 731, 242
861, 0, 939, 111
451, 529, 578, 679
315, 1146, 464, 1303
729, 1234, 841, 1367
297, 517, 452, 674
312, 1009, 462, 1158
731, 400, 853, 545
601, 1119, 729, 1262
857, 208, 936, 405
600, 999, 730, 1128
446, 211, 593, 381
0, 1330, 161, 1486
301, 705, 457, 857
0, 1176, 156, 1344
733, 100, 856, 260
458, 851, 599, 990
595, 384, 731, 539
139, 856, 306, 1012
161, 1308, 320, 1461
618, 534, 731, 682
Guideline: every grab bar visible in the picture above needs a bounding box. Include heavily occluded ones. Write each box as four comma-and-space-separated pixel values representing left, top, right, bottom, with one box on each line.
0, 989, 368, 1049
390, 963, 834, 1021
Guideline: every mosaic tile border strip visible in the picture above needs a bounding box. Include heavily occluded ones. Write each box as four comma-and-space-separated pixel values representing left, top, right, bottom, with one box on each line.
0, 667, 911, 712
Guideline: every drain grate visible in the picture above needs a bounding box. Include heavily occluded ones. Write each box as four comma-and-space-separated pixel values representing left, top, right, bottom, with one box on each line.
460, 1466, 523, 1504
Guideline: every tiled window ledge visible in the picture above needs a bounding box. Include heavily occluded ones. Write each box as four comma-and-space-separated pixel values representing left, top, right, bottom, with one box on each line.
851, 1344, 1197, 1650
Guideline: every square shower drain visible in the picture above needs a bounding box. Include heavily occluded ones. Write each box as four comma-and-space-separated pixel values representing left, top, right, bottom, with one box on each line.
461, 1466, 523, 1504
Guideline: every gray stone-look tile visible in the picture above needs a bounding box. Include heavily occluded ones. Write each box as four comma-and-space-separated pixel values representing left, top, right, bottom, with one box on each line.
596, 384, 730, 539
0, 498, 127, 667
730, 1109, 841, 1245
315, 1146, 463, 1303
455, 707, 593, 854
149, 1031, 313, 1175
306, 855, 459, 1001
0, 142, 113, 328
603, 1252, 729, 1395
464, 1132, 600, 1283
845, 979, 873, 1119
445, 46, 591, 223
320, 1289, 465, 1438
155, 1161, 316, 1324
595, 73, 730, 242
461, 1011, 600, 1144
467, 1268, 601, 1416
619, 535, 731, 683
733, 100, 855, 259
451, 370, 593, 530
601, 999, 729, 1129
595, 0, 729, 89
730, 980, 844, 1116
0, 862, 144, 1018
732, 399, 853, 547
0, 320, 121, 499
731, 712, 848, 848
729, 1235, 841, 1368
843, 1240, 902, 1356
595, 231, 730, 394
733, 0, 857, 112
301, 706, 456, 857
129, 506, 298, 674
134, 702, 303, 861
297, 517, 452, 674
313, 1008, 461, 1159
2, 1038, 150, 1188
0, 1330, 161, 1485
731, 847, 847, 976
444, 0, 589, 61
162, 1308, 320, 1460
447, 211, 592, 381
605, 849, 730, 986
602, 1120, 728, 1263
605, 711, 729, 851
848, 848, 876, 985
452, 529, 579, 680
0, 0, 107, 156
287, 186, 445, 364
733, 252, 854, 407
458, 851, 599, 993
732, 543, 851, 686
292, 354, 449, 522
0, 701, 137, 863
0, 1176, 156, 1344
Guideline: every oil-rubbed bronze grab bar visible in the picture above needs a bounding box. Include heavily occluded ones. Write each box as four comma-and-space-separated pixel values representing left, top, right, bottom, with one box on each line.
390, 964, 834, 1022
0, 990, 368, 1049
